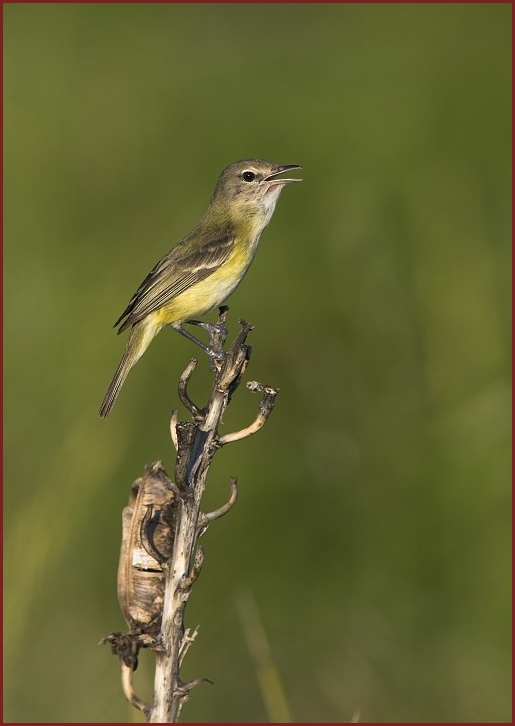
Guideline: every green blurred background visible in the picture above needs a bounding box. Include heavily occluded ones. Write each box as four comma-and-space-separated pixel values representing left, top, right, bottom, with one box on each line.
3, 3, 511, 723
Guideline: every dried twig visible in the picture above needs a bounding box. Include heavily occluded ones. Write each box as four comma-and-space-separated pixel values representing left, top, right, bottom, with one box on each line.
150, 312, 259, 723
218, 382, 279, 445
103, 309, 278, 722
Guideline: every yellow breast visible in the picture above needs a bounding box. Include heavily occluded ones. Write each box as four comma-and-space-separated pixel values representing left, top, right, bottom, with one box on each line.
154, 239, 258, 326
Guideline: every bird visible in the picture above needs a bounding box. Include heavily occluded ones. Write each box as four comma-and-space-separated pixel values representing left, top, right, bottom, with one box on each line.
99, 158, 301, 417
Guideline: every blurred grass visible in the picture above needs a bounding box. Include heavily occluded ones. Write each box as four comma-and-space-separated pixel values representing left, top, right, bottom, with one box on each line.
3, 3, 511, 723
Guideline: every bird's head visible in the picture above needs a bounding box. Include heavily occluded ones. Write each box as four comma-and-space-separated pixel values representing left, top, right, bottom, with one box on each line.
210, 159, 302, 226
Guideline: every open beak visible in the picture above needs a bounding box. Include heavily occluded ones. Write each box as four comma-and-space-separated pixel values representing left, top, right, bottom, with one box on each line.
264, 164, 303, 185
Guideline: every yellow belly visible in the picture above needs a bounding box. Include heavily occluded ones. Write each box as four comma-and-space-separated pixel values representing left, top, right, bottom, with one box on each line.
154, 242, 254, 326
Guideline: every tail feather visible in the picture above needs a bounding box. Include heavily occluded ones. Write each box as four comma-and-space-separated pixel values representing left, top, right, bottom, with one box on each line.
99, 321, 159, 418
99, 350, 134, 418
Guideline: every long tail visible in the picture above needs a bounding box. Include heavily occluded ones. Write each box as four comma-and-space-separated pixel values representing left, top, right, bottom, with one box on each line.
99, 320, 159, 418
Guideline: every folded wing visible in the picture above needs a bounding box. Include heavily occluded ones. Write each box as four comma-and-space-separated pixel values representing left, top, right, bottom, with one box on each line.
115, 231, 236, 333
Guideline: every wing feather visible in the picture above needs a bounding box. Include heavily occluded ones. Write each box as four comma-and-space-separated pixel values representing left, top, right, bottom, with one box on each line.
115, 231, 235, 333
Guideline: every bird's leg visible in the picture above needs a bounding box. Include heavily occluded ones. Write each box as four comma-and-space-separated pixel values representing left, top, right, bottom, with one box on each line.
169, 322, 226, 360
185, 319, 228, 356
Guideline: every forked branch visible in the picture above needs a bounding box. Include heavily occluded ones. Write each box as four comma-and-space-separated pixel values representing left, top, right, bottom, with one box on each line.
102, 309, 278, 722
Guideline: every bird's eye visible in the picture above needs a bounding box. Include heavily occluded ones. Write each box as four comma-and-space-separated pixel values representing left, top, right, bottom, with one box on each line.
242, 171, 256, 182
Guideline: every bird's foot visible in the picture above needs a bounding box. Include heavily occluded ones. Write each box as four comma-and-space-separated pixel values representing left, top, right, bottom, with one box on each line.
186, 319, 228, 357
